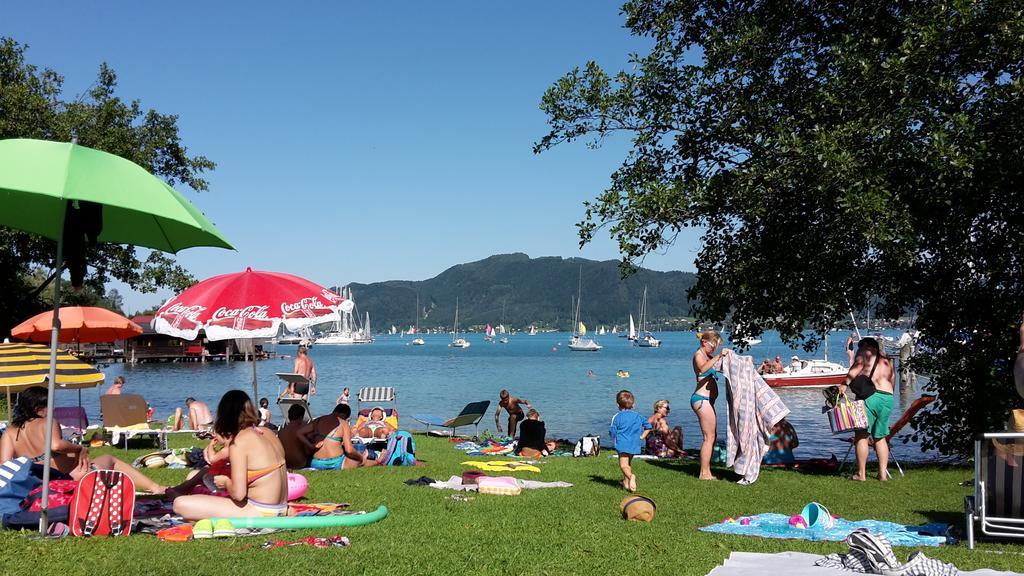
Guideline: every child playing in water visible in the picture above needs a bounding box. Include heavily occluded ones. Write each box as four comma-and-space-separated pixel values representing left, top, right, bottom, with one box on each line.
337, 387, 350, 406
609, 390, 651, 493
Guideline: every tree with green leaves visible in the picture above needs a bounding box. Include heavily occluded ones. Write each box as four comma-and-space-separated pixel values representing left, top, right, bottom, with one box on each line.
536, 1, 1023, 456
0, 37, 208, 334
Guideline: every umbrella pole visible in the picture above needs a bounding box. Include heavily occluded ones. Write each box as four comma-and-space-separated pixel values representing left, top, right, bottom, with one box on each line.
5, 388, 10, 422
251, 338, 258, 400
39, 232, 63, 536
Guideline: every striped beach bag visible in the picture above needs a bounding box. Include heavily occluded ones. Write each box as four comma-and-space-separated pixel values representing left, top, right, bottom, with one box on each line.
826, 393, 868, 434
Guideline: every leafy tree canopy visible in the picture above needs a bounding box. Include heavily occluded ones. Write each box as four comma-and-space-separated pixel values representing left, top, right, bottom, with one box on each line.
0, 38, 207, 335
536, 1, 1024, 455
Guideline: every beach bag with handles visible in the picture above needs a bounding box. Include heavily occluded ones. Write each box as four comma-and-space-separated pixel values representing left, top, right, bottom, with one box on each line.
573, 435, 600, 457
826, 392, 869, 435
70, 469, 135, 537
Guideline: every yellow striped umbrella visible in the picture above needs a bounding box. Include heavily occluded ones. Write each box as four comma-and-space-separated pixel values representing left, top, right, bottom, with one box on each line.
0, 342, 104, 392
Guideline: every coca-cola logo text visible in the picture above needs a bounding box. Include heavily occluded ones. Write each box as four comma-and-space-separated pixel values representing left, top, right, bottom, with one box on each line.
212, 305, 270, 321
161, 303, 206, 321
280, 297, 330, 315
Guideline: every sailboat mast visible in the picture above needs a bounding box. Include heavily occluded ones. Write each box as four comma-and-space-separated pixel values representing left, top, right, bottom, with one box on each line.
575, 266, 583, 334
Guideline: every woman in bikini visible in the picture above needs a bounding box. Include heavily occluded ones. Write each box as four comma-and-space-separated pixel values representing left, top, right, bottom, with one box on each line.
691, 330, 731, 480
0, 386, 165, 493
354, 407, 396, 440
309, 404, 379, 470
172, 390, 289, 520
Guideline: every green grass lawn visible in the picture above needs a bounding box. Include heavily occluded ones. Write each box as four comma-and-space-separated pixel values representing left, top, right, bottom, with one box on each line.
0, 434, 1020, 575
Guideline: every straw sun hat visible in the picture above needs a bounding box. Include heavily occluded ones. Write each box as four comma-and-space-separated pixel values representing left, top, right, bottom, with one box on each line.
620, 496, 656, 522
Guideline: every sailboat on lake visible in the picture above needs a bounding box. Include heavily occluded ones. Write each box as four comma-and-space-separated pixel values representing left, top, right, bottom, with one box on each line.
635, 286, 661, 348
411, 294, 425, 346
449, 298, 470, 348
568, 268, 602, 352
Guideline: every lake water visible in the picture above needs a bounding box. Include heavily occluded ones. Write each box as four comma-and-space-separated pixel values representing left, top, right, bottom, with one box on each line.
63, 329, 939, 462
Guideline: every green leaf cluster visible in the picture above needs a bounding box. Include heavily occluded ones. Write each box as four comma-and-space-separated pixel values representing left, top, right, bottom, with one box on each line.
536, 1, 1024, 455
0, 38, 208, 335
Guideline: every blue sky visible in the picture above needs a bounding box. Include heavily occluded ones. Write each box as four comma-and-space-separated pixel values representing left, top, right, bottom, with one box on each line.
5, 1, 702, 313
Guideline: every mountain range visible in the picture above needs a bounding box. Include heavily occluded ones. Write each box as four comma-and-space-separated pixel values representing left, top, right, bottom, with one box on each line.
335, 253, 697, 332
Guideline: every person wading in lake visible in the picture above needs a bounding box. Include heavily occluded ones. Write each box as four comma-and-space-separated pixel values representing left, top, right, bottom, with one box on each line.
839, 337, 895, 481
494, 389, 531, 438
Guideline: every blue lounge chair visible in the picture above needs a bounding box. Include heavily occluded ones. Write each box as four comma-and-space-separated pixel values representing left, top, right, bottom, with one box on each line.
412, 401, 490, 438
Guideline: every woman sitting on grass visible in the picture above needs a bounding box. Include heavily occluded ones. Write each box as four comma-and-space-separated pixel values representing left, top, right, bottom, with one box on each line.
307, 404, 379, 470
172, 390, 289, 520
646, 399, 684, 458
0, 386, 166, 494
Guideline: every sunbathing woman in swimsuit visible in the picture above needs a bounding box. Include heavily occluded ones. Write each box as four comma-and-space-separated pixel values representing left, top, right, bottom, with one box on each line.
305, 404, 378, 470
646, 399, 684, 458
172, 390, 289, 520
691, 330, 731, 480
0, 386, 166, 493
354, 407, 397, 440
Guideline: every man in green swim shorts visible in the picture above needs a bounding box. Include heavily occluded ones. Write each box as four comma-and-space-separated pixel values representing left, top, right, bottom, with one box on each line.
839, 337, 895, 482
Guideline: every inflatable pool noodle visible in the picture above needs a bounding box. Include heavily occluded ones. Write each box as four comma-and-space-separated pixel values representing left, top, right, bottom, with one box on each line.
222, 505, 388, 529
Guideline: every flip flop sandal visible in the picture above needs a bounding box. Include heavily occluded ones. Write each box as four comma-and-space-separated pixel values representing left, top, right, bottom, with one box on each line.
847, 529, 901, 571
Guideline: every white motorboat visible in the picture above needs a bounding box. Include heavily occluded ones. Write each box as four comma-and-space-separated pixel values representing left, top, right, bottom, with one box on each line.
763, 358, 847, 389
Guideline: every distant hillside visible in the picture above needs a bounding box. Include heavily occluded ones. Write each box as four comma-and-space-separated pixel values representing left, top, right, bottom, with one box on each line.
337, 253, 696, 332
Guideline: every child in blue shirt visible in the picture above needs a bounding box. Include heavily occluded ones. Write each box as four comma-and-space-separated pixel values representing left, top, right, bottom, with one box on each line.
610, 389, 652, 492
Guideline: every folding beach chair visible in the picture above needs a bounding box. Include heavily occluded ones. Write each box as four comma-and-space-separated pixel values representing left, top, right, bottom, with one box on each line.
100, 394, 163, 450
411, 400, 491, 439
54, 406, 89, 443
837, 394, 936, 477
357, 387, 396, 411
965, 431, 1024, 548
276, 397, 313, 424
352, 407, 400, 447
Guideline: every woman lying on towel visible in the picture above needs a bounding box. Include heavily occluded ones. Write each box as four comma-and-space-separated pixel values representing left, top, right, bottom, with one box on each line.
354, 407, 397, 440
0, 386, 167, 494
172, 390, 289, 520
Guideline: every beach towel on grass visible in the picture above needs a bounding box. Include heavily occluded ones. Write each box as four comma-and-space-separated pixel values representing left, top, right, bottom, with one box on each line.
699, 513, 951, 547
706, 551, 1020, 576
428, 475, 572, 492
722, 354, 789, 484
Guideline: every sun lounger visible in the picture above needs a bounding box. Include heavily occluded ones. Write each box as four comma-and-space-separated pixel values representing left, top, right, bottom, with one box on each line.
352, 407, 399, 446
965, 431, 1024, 548
100, 394, 164, 450
412, 400, 491, 438
54, 406, 89, 443
357, 386, 396, 409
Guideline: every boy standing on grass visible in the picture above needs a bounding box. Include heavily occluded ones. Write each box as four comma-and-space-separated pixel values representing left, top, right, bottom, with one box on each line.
610, 390, 651, 493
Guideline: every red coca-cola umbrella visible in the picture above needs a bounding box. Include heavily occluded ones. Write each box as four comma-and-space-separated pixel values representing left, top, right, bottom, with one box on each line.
153, 267, 342, 397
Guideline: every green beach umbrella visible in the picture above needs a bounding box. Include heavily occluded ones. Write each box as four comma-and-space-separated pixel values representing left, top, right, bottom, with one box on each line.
0, 138, 233, 534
